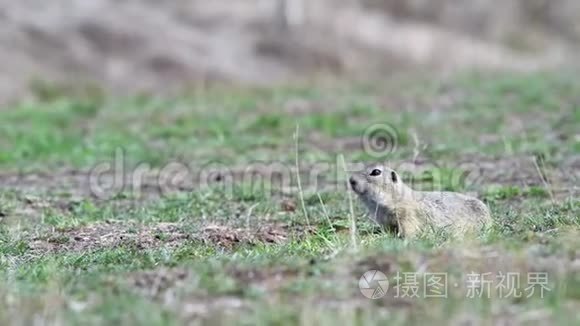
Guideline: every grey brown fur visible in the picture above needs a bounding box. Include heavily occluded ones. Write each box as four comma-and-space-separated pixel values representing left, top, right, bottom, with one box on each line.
349, 164, 491, 237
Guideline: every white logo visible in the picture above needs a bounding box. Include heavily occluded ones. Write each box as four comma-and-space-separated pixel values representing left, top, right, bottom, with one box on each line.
359, 270, 389, 299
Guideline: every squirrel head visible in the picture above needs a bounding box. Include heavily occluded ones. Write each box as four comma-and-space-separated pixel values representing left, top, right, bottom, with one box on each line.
349, 164, 410, 206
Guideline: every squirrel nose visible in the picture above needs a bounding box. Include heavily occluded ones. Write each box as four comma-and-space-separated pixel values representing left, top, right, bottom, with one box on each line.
349, 177, 357, 189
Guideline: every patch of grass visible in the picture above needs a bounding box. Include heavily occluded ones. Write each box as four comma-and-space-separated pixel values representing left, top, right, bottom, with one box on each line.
525, 186, 550, 198
484, 186, 552, 202
485, 186, 522, 201
246, 113, 284, 133
2, 71, 578, 170
1, 198, 579, 324
1, 72, 580, 324
68, 292, 179, 326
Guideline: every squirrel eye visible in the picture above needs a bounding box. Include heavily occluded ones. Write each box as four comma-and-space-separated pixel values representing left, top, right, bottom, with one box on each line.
369, 169, 382, 176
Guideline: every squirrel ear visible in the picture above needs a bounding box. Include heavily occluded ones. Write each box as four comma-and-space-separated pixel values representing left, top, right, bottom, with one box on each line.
391, 171, 398, 183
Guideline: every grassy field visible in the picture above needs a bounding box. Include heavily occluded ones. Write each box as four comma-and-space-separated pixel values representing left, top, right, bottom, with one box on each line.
0, 71, 579, 325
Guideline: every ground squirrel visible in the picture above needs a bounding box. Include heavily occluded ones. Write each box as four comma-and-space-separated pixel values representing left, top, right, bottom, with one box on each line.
349, 164, 491, 237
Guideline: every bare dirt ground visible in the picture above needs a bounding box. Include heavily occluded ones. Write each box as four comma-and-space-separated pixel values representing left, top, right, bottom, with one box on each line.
1, 153, 577, 204
27, 221, 298, 255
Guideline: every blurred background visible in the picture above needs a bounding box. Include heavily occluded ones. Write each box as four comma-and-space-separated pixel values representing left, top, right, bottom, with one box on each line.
1, 4, 579, 324
1, 0, 579, 102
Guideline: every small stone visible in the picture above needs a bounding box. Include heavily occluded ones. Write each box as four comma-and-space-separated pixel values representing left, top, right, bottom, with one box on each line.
280, 199, 297, 212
